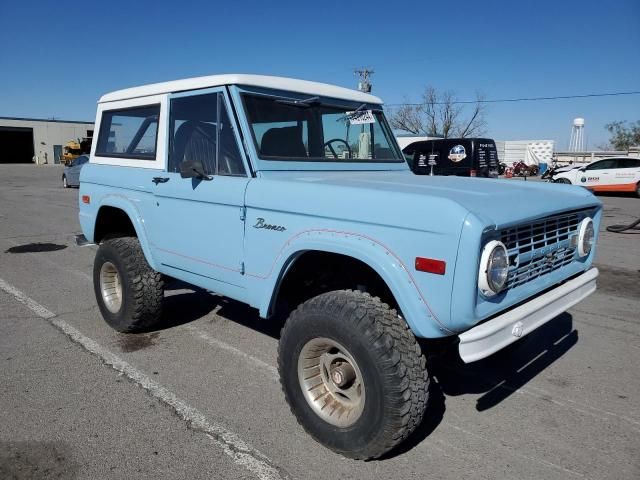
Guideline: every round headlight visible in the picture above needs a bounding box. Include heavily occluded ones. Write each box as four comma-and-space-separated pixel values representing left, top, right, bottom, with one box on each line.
478, 240, 510, 297
578, 217, 594, 257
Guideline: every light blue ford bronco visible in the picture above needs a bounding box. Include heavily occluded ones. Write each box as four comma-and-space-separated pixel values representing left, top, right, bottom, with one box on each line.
79, 74, 601, 459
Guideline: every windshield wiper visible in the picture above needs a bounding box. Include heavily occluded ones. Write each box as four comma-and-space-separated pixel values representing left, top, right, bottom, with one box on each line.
337, 104, 367, 122
275, 96, 321, 108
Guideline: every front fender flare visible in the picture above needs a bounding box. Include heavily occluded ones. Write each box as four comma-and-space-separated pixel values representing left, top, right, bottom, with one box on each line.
250, 229, 454, 338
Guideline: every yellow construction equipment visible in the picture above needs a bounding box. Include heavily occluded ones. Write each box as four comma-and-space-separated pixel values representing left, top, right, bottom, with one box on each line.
61, 138, 92, 165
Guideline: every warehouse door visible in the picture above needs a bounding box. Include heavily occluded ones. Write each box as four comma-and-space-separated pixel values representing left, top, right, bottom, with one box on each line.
53, 145, 62, 164
0, 127, 34, 163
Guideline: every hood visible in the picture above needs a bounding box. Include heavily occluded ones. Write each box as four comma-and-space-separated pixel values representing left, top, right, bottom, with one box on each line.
248, 170, 601, 232
555, 165, 581, 173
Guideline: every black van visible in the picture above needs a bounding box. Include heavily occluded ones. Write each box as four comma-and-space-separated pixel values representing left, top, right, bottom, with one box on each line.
403, 138, 499, 177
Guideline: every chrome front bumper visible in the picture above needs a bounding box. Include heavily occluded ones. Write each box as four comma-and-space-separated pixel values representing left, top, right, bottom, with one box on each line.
458, 268, 598, 363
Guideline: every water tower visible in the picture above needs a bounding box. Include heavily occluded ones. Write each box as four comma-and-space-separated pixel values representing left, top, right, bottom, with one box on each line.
569, 117, 585, 152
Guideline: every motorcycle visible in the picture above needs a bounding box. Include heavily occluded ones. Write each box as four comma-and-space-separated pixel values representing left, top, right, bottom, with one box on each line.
541, 159, 559, 181
512, 161, 539, 177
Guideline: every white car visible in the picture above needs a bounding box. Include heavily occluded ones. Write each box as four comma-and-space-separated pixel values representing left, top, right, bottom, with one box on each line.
553, 157, 640, 196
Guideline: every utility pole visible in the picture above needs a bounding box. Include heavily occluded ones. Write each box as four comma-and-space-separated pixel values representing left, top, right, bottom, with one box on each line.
354, 68, 374, 93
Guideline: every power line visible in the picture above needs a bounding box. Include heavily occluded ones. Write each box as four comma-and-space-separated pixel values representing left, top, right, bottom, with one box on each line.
387, 90, 640, 106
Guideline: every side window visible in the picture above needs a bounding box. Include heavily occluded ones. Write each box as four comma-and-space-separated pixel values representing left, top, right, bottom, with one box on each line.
586, 159, 615, 170
169, 93, 218, 174
169, 93, 246, 176
620, 158, 640, 168
218, 101, 246, 176
96, 105, 159, 159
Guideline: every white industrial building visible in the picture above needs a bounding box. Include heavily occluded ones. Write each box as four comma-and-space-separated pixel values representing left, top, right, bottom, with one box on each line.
395, 134, 440, 150
0, 117, 94, 165
495, 140, 554, 166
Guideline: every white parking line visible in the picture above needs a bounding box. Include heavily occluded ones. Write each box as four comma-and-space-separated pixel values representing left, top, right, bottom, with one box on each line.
0, 277, 288, 480
185, 325, 279, 380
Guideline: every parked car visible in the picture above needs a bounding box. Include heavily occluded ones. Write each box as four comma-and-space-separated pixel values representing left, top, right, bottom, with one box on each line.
402, 138, 499, 177
62, 154, 89, 187
78, 74, 602, 460
552, 157, 640, 196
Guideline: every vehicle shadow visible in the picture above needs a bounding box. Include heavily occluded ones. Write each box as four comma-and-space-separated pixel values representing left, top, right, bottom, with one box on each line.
154, 280, 283, 338
386, 313, 577, 458
594, 191, 639, 199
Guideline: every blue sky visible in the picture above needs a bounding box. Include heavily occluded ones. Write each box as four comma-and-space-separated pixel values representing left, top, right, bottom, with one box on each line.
1, 0, 638, 148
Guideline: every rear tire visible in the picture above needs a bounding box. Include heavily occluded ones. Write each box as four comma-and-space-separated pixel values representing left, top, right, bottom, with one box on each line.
636, 182, 640, 198
93, 236, 164, 332
278, 290, 429, 459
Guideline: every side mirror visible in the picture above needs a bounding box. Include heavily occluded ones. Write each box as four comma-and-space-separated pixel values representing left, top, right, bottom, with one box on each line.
579, 167, 586, 172
180, 160, 212, 180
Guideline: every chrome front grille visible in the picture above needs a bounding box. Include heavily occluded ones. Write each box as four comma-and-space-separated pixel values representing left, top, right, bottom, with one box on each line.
506, 247, 575, 288
499, 210, 587, 290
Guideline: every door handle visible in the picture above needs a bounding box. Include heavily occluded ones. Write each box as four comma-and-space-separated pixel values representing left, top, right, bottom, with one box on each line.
152, 177, 170, 185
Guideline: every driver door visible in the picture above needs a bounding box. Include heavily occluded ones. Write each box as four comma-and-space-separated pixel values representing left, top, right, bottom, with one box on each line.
149, 88, 250, 294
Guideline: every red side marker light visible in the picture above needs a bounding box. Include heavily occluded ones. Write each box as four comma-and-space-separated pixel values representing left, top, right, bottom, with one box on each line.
415, 257, 446, 275
82, 195, 90, 204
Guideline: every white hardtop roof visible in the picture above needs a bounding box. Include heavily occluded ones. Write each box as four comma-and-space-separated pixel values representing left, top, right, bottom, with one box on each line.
99, 74, 383, 104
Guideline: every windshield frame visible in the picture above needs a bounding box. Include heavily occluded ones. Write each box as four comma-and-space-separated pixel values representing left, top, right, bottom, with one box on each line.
237, 86, 405, 168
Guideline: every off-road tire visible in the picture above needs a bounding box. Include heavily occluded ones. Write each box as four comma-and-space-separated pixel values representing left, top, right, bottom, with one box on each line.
93, 236, 164, 332
62, 175, 68, 188
278, 290, 429, 460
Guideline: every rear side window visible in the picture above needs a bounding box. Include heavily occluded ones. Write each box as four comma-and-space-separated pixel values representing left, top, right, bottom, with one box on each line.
619, 158, 640, 168
96, 105, 160, 160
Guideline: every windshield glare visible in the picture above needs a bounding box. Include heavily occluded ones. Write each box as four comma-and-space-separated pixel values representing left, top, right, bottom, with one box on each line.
242, 94, 402, 162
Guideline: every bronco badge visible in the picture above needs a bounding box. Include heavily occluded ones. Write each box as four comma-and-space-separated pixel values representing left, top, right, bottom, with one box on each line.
253, 218, 286, 232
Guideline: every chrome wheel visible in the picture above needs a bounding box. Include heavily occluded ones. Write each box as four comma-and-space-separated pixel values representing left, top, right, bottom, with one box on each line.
298, 337, 365, 427
100, 261, 122, 313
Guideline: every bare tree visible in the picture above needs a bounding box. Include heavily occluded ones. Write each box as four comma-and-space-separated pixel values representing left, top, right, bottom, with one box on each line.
389, 86, 487, 138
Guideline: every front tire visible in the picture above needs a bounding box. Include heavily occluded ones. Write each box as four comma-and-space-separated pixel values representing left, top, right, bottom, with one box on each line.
278, 290, 429, 459
555, 178, 572, 184
93, 236, 164, 332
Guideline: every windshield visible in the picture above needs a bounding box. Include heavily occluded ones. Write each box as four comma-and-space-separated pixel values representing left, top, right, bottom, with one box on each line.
242, 94, 402, 162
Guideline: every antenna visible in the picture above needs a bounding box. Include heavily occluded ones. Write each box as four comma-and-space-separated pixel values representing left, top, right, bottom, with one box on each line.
354, 68, 374, 93
569, 118, 585, 152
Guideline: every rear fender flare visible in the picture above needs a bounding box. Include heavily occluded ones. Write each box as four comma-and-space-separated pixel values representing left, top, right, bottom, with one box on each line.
95, 194, 159, 271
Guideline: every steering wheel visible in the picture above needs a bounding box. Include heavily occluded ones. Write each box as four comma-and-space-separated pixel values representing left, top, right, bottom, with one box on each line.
323, 138, 352, 159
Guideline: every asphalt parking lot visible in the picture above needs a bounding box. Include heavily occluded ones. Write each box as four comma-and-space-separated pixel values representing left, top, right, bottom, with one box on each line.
1, 164, 639, 479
